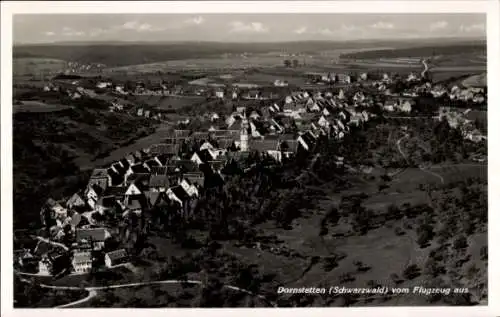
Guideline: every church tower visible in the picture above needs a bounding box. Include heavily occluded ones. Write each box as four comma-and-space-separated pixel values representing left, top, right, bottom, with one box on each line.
240, 111, 249, 152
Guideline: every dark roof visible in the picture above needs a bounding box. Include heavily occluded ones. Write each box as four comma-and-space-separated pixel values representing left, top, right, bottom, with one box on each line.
150, 166, 168, 175
299, 131, 316, 147
280, 140, 298, 152
103, 186, 126, 197
131, 164, 149, 174
91, 168, 108, 179
149, 175, 170, 188
169, 185, 189, 202
175, 160, 198, 173
89, 184, 105, 196
156, 154, 171, 166
119, 158, 130, 169
193, 149, 215, 163
111, 163, 127, 176
106, 249, 128, 261
149, 144, 180, 156
145, 159, 161, 169
250, 120, 268, 135
251, 139, 281, 152
97, 196, 117, 208
76, 228, 108, 241
107, 168, 124, 186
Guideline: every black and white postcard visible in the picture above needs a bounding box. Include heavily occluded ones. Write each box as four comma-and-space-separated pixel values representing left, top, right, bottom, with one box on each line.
1, 1, 498, 316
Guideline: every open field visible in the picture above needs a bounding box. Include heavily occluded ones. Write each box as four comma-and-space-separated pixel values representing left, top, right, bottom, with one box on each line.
13, 57, 67, 76
132, 95, 206, 110
13, 100, 72, 113
231, 72, 310, 86
340, 42, 485, 60
462, 73, 487, 88
90, 124, 173, 167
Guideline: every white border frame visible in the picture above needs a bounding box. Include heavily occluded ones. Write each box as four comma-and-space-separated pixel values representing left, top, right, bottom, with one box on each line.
1, 1, 498, 317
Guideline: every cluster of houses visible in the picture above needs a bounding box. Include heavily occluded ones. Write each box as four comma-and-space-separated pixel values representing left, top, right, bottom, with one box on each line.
64, 62, 106, 74
437, 107, 487, 143
17, 66, 487, 277
305, 72, 355, 84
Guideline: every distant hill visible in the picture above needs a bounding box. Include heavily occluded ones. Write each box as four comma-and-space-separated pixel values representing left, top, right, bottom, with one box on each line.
13, 38, 486, 67
462, 73, 487, 88
340, 41, 486, 60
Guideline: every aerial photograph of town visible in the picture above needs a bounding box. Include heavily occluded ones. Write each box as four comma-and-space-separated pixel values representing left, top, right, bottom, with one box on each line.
11, 12, 487, 308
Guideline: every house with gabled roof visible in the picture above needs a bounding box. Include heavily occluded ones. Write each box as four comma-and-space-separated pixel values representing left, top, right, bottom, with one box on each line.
191, 149, 216, 166
149, 144, 180, 156
150, 166, 168, 176
76, 227, 110, 250
297, 131, 317, 152
318, 115, 330, 128
144, 159, 161, 170
111, 162, 128, 176
129, 163, 150, 175
87, 169, 110, 192
144, 190, 169, 209
84, 185, 104, 210
149, 174, 170, 192
122, 197, 143, 217
107, 168, 124, 187
180, 178, 199, 197
104, 249, 128, 268
200, 140, 215, 151
72, 250, 92, 274
125, 177, 149, 197
95, 195, 119, 215
166, 185, 190, 207
66, 193, 86, 210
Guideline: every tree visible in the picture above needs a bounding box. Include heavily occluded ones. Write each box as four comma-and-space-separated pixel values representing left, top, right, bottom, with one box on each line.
480, 246, 487, 261
390, 273, 403, 285
453, 235, 468, 250
424, 258, 445, 278
417, 223, 434, 248
403, 264, 421, 280
292, 59, 299, 68
284, 60, 292, 68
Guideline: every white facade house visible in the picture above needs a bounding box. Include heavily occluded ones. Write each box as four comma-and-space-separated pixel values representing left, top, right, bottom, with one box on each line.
72, 251, 92, 274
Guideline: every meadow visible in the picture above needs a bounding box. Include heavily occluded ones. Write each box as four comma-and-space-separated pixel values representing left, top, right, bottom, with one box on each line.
13, 100, 72, 113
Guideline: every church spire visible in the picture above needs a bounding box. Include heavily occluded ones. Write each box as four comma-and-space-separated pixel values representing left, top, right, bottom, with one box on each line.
240, 110, 249, 152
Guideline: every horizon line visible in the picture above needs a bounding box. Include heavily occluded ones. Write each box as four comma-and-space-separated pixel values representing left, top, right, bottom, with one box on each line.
13, 36, 487, 46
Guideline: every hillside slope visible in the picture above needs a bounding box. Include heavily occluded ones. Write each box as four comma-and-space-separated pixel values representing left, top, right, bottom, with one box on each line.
13, 105, 156, 229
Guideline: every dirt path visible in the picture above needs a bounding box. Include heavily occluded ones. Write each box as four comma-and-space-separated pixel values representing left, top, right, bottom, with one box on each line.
33, 236, 69, 251
419, 168, 445, 184
17, 274, 277, 308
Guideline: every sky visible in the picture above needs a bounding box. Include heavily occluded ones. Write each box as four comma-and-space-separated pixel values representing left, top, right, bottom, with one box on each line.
13, 13, 486, 43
